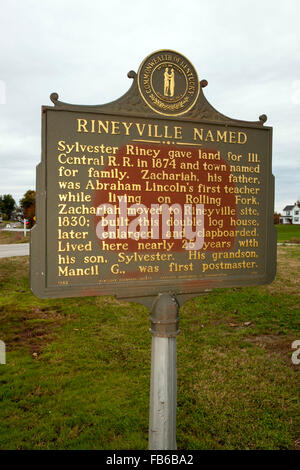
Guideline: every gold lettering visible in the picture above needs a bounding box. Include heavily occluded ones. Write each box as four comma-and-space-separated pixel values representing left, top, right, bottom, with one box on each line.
77, 119, 88, 133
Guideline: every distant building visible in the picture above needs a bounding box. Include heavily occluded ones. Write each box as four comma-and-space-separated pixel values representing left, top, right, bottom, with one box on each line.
280, 204, 300, 224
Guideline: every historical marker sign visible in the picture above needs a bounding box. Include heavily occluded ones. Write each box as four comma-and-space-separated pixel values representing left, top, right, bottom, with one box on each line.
31, 50, 276, 303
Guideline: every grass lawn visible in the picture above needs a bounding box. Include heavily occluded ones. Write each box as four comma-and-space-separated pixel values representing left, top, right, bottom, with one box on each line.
0, 230, 29, 244
276, 224, 300, 243
0, 247, 299, 450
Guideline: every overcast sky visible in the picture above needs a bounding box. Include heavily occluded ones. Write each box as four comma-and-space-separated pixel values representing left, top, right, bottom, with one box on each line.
0, 0, 299, 212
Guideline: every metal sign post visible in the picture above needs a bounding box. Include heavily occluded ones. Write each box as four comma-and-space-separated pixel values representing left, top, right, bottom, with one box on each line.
149, 293, 180, 450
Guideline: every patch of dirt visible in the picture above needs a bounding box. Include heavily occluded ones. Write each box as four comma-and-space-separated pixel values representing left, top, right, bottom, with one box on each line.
0, 305, 70, 355
245, 334, 299, 371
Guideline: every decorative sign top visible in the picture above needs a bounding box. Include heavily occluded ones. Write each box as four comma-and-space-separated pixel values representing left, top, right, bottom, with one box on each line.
137, 50, 200, 116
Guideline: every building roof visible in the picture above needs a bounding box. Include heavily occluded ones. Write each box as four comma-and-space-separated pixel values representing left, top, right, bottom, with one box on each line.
283, 205, 295, 211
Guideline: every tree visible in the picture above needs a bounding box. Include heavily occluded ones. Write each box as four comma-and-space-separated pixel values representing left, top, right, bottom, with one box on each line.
0, 194, 16, 220
20, 190, 36, 228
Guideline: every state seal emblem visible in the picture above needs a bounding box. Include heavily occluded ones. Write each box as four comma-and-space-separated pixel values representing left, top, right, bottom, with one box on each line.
137, 50, 200, 116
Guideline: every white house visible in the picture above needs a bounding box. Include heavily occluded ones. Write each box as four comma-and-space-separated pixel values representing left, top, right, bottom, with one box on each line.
280, 204, 300, 224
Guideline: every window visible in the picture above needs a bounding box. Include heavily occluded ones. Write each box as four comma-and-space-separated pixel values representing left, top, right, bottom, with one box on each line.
295, 211, 299, 215
294, 217, 299, 222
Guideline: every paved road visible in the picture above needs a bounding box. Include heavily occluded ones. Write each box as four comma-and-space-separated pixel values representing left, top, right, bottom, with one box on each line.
0, 243, 29, 258
0, 228, 30, 233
